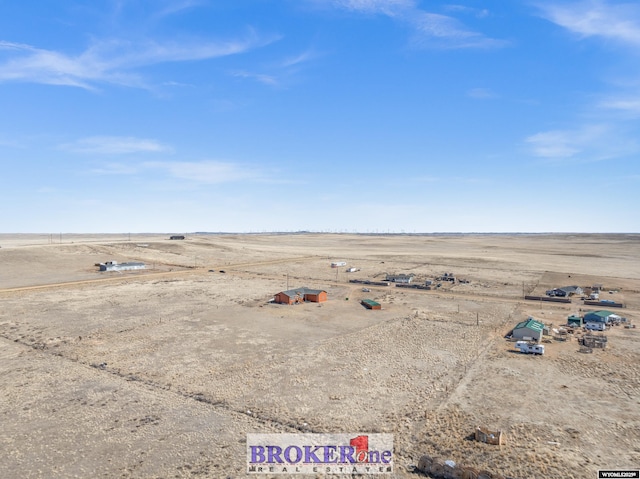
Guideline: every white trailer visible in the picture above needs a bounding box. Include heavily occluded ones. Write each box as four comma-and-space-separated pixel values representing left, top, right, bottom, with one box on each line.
515, 341, 545, 355
331, 261, 347, 268
585, 322, 606, 331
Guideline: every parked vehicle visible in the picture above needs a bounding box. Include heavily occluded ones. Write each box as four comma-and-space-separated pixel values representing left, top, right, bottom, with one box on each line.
515, 341, 545, 355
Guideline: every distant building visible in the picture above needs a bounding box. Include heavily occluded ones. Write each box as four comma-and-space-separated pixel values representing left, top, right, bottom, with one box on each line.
274, 287, 327, 305
385, 273, 414, 284
99, 261, 145, 272
511, 317, 545, 342
558, 285, 583, 296
169, 235, 185, 240
361, 299, 381, 310
583, 310, 616, 324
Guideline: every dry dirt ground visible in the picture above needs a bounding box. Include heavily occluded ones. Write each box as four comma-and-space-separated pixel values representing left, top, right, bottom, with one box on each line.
0, 233, 639, 479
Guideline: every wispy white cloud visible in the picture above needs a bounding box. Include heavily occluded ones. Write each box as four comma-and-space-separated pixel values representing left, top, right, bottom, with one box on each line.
0, 31, 275, 90
466, 87, 498, 99
324, 0, 415, 16
599, 96, 640, 116
526, 129, 582, 158
0, 134, 25, 148
89, 162, 139, 175
443, 4, 490, 18
411, 175, 489, 184
154, 0, 206, 19
536, 0, 640, 46
525, 124, 637, 161
312, 0, 503, 49
231, 70, 279, 86
143, 160, 264, 184
229, 47, 317, 87
409, 12, 505, 48
281, 49, 316, 68
60, 136, 172, 154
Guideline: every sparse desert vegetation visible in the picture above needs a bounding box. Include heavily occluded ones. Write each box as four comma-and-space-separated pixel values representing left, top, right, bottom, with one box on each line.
1, 233, 639, 478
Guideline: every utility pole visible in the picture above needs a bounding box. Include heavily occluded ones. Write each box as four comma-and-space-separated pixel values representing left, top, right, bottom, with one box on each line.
476, 313, 479, 326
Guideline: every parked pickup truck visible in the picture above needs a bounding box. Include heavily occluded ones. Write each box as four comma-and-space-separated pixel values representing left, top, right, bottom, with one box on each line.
515, 341, 545, 355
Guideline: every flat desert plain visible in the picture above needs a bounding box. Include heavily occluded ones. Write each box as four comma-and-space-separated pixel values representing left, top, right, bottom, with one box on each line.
0, 233, 639, 479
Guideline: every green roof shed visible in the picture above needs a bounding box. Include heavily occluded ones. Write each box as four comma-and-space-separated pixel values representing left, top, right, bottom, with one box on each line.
512, 317, 545, 341
361, 299, 381, 310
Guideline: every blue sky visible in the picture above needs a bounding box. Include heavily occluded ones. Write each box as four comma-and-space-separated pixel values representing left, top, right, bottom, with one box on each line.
1, 0, 639, 233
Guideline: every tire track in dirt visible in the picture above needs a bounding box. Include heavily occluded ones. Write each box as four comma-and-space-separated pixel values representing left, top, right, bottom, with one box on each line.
0, 331, 322, 436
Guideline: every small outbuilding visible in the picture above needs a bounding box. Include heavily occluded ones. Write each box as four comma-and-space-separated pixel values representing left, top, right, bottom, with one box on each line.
567, 315, 583, 327
274, 287, 327, 305
169, 235, 185, 240
361, 299, 381, 310
511, 317, 545, 342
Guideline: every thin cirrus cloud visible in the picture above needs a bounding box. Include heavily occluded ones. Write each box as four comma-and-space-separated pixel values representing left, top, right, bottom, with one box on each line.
326, 0, 415, 16
281, 49, 317, 68
599, 97, 640, 116
230, 48, 317, 87
315, 0, 503, 48
143, 160, 266, 184
60, 136, 172, 155
408, 12, 504, 49
231, 70, 279, 86
536, 1, 640, 46
525, 124, 637, 162
442, 5, 490, 18
89, 159, 273, 185
466, 87, 497, 99
152, 0, 207, 19
89, 163, 139, 175
0, 31, 274, 90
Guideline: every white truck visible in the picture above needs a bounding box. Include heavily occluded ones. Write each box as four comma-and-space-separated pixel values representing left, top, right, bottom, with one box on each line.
515, 341, 545, 355
589, 292, 599, 300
